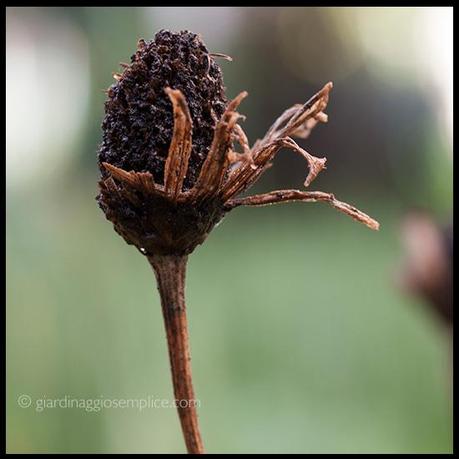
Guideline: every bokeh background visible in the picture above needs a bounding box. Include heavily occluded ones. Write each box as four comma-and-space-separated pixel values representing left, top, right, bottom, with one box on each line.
7, 6, 453, 454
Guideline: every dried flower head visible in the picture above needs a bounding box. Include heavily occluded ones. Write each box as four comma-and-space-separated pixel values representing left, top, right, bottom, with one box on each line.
96, 30, 379, 454
97, 30, 378, 259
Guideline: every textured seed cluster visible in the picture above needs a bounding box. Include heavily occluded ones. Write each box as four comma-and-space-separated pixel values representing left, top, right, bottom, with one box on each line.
98, 30, 228, 189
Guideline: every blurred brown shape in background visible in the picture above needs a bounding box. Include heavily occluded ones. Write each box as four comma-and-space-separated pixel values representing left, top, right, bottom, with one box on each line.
399, 212, 453, 327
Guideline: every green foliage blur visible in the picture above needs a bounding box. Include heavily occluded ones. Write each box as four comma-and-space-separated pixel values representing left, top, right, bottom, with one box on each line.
7, 7, 452, 453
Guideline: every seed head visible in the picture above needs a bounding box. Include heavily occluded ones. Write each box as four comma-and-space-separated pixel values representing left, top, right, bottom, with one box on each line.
99, 30, 227, 189
97, 30, 379, 258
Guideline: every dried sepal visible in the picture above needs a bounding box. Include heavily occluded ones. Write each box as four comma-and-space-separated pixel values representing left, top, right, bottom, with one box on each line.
280, 138, 327, 187
228, 124, 255, 168
101, 162, 160, 195
220, 82, 333, 200
262, 104, 302, 143
163, 88, 193, 200
226, 189, 380, 231
221, 135, 326, 200
291, 111, 328, 140
191, 91, 247, 200
100, 175, 122, 199
221, 138, 285, 200
266, 82, 332, 143
330, 199, 380, 231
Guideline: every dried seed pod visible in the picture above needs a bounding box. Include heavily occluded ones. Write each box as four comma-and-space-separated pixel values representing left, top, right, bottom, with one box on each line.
97, 30, 229, 256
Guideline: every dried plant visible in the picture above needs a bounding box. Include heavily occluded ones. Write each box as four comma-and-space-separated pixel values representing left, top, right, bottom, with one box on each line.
97, 30, 379, 454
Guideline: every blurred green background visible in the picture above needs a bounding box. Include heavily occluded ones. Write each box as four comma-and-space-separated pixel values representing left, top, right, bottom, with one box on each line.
7, 7, 452, 453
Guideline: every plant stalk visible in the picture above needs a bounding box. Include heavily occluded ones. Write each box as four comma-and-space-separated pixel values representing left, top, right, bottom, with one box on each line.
147, 254, 204, 454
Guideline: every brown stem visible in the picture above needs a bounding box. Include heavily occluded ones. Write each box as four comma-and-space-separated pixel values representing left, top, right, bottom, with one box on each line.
147, 254, 204, 454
